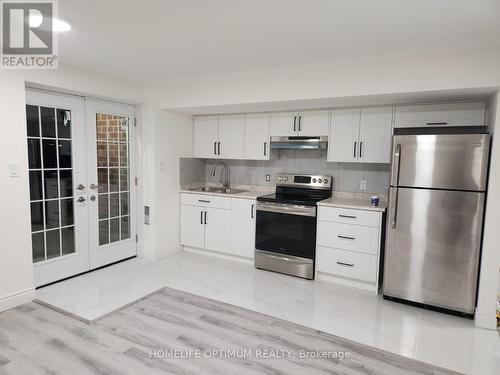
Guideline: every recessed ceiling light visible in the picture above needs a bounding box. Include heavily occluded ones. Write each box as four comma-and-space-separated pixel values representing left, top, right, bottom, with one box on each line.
53, 18, 71, 32
29, 14, 71, 32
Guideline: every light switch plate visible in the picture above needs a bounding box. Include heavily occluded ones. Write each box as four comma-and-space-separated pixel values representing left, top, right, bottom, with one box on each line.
359, 179, 367, 191
8, 164, 19, 177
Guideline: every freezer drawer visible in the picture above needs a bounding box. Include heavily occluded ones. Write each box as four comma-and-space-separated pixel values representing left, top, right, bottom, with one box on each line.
390, 134, 490, 191
384, 187, 485, 314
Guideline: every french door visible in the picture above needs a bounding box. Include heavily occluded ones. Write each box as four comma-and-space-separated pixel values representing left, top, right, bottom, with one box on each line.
26, 90, 136, 287
86, 99, 136, 269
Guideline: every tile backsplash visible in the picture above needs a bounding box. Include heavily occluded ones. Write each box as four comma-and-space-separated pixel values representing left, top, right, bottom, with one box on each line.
180, 150, 390, 194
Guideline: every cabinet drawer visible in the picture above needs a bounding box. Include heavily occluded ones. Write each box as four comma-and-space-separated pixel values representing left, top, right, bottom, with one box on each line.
394, 102, 486, 128
318, 206, 380, 227
181, 193, 232, 209
316, 247, 377, 283
317, 221, 379, 255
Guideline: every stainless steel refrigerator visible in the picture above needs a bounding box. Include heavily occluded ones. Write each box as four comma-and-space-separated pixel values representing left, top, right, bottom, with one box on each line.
383, 133, 490, 316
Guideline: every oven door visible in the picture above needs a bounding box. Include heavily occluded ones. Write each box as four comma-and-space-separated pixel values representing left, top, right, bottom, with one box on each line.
255, 202, 317, 259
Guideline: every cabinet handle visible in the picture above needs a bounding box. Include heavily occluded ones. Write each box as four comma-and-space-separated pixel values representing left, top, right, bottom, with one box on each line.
251, 204, 254, 218
359, 141, 363, 158
338, 235, 355, 240
298, 116, 302, 131
218, 142, 221, 155
293, 116, 297, 131
263, 142, 267, 156
214, 142, 217, 155
426, 122, 448, 125
337, 261, 354, 267
204, 211, 207, 224
200, 211, 204, 224
353, 142, 357, 158
339, 214, 356, 219
198, 199, 210, 203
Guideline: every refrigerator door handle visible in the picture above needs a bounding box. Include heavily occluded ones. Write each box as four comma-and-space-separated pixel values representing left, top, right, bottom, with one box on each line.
391, 143, 401, 186
390, 188, 399, 228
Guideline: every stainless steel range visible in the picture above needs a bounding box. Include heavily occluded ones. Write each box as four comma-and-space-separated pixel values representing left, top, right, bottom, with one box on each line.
255, 174, 332, 279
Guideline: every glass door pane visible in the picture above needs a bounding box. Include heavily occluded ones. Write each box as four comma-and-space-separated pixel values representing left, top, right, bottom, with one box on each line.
95, 114, 131, 246
26, 104, 75, 263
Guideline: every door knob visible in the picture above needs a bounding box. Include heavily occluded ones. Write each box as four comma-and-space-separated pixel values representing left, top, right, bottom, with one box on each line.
90, 183, 99, 190
77, 197, 86, 202
76, 184, 86, 190
90, 195, 96, 201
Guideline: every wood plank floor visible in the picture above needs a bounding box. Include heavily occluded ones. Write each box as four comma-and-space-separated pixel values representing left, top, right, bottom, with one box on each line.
0, 287, 462, 375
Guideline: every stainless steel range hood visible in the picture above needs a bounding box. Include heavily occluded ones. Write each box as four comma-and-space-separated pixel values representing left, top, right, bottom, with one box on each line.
270, 136, 328, 150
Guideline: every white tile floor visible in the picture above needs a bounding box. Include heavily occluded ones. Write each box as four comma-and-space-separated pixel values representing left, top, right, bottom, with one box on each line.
36, 251, 500, 374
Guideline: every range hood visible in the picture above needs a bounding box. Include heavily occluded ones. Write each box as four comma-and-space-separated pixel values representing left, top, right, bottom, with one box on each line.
270, 136, 328, 150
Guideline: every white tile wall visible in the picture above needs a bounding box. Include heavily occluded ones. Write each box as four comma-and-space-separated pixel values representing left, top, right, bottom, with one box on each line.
181, 150, 390, 194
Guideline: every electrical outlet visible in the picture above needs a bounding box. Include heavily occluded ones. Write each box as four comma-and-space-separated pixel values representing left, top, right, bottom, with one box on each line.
265, 174, 271, 182
359, 179, 367, 191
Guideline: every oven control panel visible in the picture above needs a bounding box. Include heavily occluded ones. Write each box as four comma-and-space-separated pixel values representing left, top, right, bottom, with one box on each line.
276, 174, 333, 189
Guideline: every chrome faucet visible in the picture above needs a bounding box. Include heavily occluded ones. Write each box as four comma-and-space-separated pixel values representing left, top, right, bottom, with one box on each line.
211, 162, 230, 191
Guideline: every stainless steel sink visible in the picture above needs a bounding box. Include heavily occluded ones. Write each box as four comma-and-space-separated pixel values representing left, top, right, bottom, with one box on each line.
188, 187, 247, 195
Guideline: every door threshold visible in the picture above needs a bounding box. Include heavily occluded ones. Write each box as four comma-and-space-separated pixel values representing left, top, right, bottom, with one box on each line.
36, 256, 137, 290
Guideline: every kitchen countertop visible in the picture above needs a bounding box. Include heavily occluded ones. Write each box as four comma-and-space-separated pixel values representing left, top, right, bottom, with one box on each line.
180, 184, 274, 200
317, 192, 387, 212
181, 186, 388, 210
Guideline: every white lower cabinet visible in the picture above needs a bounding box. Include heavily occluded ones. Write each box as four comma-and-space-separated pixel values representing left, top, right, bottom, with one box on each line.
204, 208, 232, 253
180, 204, 205, 249
180, 193, 256, 259
316, 247, 377, 283
230, 199, 256, 258
316, 206, 383, 292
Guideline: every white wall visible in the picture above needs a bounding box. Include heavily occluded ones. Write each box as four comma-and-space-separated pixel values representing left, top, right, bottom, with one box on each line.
156, 48, 500, 112
153, 110, 193, 258
476, 93, 500, 329
137, 104, 194, 260
0, 74, 36, 310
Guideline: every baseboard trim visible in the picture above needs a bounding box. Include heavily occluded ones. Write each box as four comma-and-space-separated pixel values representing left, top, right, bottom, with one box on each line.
316, 272, 378, 293
474, 311, 497, 330
0, 288, 36, 312
183, 246, 254, 265
142, 244, 183, 261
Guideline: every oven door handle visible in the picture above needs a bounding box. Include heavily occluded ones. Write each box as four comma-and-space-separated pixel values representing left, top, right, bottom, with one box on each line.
256, 202, 316, 217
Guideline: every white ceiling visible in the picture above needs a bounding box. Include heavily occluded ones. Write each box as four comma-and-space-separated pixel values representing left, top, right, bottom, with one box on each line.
58, 0, 500, 87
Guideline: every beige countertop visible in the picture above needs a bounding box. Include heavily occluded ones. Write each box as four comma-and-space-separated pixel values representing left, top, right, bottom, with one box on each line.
180, 184, 273, 200
317, 192, 387, 212
180, 186, 387, 211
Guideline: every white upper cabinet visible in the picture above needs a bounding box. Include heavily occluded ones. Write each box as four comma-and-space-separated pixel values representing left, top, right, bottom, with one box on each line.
328, 106, 392, 163
270, 110, 329, 137
296, 110, 330, 136
358, 107, 393, 163
218, 114, 245, 159
244, 113, 270, 160
329, 108, 361, 163
270, 112, 297, 136
394, 102, 486, 128
193, 115, 244, 159
194, 115, 219, 158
